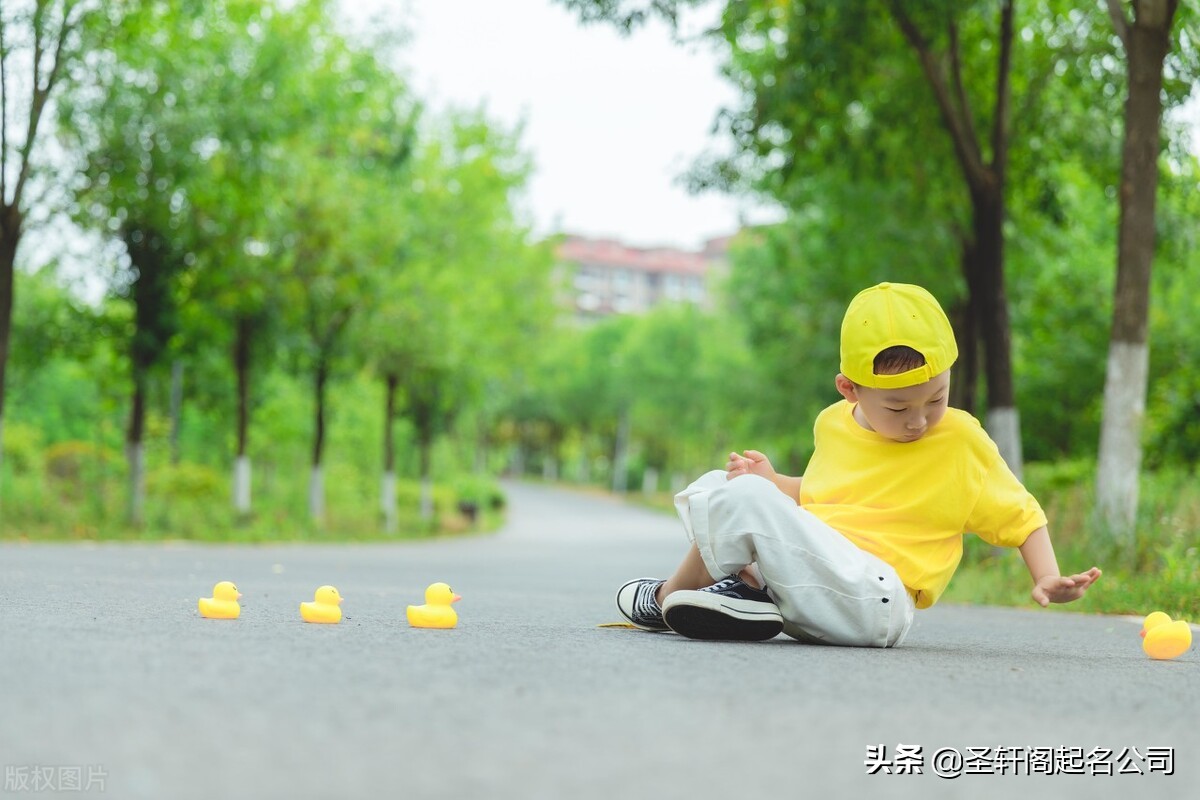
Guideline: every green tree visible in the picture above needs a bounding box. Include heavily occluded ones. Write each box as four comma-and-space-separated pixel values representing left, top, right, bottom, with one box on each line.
360, 112, 552, 527
0, 0, 96, 486
179, 0, 336, 516
258, 31, 416, 522
57, 0, 222, 523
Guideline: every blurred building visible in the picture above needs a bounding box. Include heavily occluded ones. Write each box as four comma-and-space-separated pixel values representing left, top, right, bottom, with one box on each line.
556, 234, 733, 322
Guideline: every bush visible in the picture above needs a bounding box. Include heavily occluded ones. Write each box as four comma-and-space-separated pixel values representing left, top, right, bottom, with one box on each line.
44, 441, 121, 484
452, 474, 505, 511
1023, 459, 1095, 496
3, 422, 44, 475
146, 462, 225, 501
394, 479, 456, 514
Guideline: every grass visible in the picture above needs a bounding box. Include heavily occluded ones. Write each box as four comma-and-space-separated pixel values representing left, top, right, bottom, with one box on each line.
0, 459, 506, 543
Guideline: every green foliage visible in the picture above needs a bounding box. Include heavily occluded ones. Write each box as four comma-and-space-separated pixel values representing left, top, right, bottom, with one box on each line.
1, 349, 506, 540
145, 462, 225, 501
43, 440, 122, 484
2, 422, 43, 475
451, 474, 506, 511
950, 464, 1200, 620
1007, 160, 1115, 460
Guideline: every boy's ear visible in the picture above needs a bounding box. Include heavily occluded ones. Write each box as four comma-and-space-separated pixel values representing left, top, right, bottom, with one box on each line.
835, 373, 859, 403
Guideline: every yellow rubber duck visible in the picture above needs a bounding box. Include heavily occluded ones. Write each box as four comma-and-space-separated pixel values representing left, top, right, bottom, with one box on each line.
406, 582, 461, 629
300, 585, 344, 624
198, 581, 242, 619
1141, 611, 1192, 660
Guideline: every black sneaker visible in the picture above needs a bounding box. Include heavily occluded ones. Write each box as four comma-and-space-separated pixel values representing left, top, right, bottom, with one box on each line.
615, 578, 669, 632
661, 575, 783, 641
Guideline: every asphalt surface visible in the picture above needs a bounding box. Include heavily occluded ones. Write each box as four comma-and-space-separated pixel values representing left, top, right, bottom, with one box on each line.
1, 480, 1197, 799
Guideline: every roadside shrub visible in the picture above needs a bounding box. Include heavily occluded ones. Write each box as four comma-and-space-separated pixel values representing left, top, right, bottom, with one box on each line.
146, 462, 225, 501
44, 441, 121, 484
3, 422, 44, 475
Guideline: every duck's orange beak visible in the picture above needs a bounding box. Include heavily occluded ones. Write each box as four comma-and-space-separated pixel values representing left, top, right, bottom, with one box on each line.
451, 594, 462, 603
1139, 629, 1147, 638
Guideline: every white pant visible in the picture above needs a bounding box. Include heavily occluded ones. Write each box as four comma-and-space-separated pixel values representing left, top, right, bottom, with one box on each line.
674, 471, 914, 648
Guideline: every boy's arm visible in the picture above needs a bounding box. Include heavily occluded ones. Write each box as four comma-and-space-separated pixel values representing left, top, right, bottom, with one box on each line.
726, 450, 803, 503
1018, 526, 1102, 607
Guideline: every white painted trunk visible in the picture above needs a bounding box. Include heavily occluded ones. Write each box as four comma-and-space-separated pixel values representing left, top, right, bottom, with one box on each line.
419, 474, 433, 521
985, 406, 1024, 483
474, 439, 487, 474
381, 470, 397, 534
233, 455, 252, 514
308, 465, 324, 521
577, 452, 591, 483
127, 442, 145, 525
1096, 340, 1148, 538
642, 467, 659, 494
671, 472, 687, 493
542, 456, 558, 482
611, 410, 631, 493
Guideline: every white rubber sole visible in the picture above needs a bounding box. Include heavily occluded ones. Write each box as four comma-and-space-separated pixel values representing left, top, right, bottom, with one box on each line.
615, 577, 669, 632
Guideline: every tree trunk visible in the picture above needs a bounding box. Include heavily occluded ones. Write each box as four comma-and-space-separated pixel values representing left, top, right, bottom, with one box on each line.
309, 358, 328, 522
474, 418, 489, 474
972, 186, 1023, 480
947, 261, 979, 416
892, 0, 1022, 476
1096, 0, 1178, 540
234, 455, 252, 516
308, 465, 324, 522
127, 372, 147, 526
418, 434, 433, 522
0, 208, 20, 491
169, 360, 183, 465
233, 314, 253, 515
382, 373, 398, 534
123, 223, 179, 526
611, 407, 630, 493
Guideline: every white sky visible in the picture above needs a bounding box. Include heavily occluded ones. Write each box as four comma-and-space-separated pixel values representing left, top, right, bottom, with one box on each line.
347, 0, 780, 251
356, 0, 1198, 251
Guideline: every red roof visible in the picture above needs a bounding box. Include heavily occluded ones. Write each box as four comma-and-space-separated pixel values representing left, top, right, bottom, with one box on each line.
557, 235, 717, 276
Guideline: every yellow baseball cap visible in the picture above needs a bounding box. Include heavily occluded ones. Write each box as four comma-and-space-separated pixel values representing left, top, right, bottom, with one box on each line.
840, 282, 958, 389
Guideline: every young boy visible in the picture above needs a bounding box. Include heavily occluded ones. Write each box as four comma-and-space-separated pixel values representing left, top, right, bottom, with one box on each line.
616, 282, 1101, 646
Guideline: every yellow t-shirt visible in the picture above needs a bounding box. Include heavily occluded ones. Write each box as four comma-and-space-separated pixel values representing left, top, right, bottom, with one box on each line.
799, 401, 1047, 609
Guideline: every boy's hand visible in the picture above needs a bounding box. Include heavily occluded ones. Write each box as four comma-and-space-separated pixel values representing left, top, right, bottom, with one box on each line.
1031, 567, 1102, 607
726, 449, 775, 481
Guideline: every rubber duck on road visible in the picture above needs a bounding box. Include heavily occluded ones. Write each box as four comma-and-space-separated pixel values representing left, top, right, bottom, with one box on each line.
198, 581, 242, 619
407, 583, 461, 629
1141, 611, 1192, 660
301, 585, 344, 624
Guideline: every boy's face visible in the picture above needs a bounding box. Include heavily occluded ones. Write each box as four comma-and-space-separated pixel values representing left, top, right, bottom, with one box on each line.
835, 370, 951, 443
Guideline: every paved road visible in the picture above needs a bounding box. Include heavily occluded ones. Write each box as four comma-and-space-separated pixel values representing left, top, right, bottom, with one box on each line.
1, 481, 1196, 799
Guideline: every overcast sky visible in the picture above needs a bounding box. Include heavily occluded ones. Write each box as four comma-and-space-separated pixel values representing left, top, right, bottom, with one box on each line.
21, 0, 1200, 284
350, 0, 779, 251
361, 0, 1200, 255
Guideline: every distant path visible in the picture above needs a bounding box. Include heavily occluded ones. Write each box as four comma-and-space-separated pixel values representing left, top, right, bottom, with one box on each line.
0, 481, 1195, 799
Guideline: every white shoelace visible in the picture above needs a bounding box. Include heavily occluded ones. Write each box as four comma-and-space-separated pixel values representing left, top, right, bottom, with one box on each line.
704, 577, 740, 594
634, 580, 664, 620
